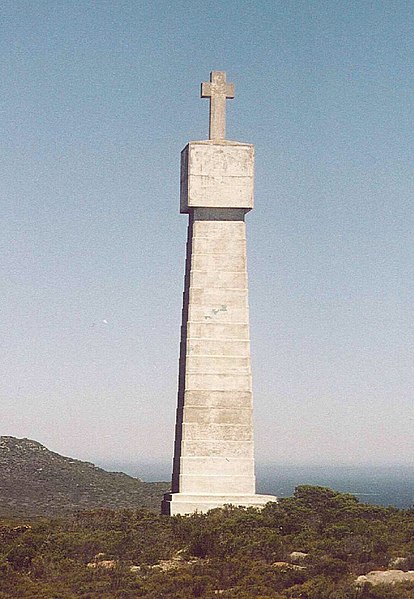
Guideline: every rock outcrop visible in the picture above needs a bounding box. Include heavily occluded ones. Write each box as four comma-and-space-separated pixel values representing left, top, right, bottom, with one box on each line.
356, 570, 414, 586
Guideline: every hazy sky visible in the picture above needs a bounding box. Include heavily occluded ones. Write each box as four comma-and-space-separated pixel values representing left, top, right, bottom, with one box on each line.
1, 1, 413, 469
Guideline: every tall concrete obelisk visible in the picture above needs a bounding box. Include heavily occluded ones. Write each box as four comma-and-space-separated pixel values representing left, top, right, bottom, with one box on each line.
162, 72, 276, 516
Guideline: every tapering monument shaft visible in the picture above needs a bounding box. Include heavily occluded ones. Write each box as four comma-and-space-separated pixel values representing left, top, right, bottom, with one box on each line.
162, 72, 276, 515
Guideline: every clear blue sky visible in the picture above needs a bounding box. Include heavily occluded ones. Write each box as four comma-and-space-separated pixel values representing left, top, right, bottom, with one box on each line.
1, 0, 413, 468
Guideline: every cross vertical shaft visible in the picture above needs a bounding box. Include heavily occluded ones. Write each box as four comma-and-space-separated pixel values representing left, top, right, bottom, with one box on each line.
201, 71, 234, 140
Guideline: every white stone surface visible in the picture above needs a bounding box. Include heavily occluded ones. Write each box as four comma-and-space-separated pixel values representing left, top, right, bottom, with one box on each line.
180, 141, 254, 213
162, 201, 277, 513
201, 71, 234, 141
162, 493, 277, 516
163, 73, 276, 516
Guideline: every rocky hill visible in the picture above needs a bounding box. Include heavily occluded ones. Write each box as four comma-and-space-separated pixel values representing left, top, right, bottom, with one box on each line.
0, 436, 169, 517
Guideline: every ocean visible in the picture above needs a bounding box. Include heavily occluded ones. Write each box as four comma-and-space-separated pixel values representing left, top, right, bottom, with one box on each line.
257, 464, 414, 509
99, 461, 414, 509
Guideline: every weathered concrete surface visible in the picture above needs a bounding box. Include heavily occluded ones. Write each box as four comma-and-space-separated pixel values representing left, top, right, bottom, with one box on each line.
201, 71, 234, 141
161, 206, 276, 515
162, 493, 277, 516
180, 141, 254, 213
169, 211, 256, 499
162, 72, 276, 516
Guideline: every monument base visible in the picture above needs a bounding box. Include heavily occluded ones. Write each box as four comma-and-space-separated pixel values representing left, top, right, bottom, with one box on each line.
161, 492, 277, 516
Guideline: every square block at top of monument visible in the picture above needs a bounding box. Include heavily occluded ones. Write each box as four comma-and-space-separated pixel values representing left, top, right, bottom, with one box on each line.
180, 141, 254, 214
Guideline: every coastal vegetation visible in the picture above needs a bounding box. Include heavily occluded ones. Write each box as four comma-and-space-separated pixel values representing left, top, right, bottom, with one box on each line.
0, 437, 168, 517
1, 486, 414, 598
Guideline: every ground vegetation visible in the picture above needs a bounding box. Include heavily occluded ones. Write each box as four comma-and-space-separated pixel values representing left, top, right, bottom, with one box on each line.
1, 486, 414, 597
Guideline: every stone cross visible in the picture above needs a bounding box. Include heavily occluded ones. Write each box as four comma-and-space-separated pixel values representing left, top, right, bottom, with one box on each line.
162, 71, 277, 516
201, 71, 234, 140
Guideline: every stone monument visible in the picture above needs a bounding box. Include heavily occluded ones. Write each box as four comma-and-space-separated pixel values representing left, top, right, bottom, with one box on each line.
161, 71, 276, 516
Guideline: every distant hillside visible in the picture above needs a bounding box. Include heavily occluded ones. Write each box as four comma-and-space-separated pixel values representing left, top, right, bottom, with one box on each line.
0, 436, 169, 517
